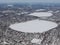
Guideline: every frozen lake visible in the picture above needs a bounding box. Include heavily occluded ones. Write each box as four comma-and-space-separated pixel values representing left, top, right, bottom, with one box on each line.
48, 10, 53, 13
9, 20, 58, 33
35, 9, 45, 11
29, 12, 53, 17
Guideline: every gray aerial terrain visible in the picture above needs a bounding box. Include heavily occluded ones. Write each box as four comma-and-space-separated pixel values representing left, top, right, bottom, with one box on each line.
0, 4, 60, 45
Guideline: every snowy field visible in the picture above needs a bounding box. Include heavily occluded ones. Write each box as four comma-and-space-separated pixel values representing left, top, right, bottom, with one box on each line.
35, 9, 46, 11
48, 10, 53, 13
9, 19, 58, 33
48, 10, 60, 13
29, 12, 53, 17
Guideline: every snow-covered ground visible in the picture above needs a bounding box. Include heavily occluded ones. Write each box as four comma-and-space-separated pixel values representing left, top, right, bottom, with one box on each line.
55, 10, 60, 13
48, 10, 53, 13
29, 12, 53, 17
9, 19, 58, 33
35, 9, 45, 12
7, 5, 13, 7
31, 38, 42, 44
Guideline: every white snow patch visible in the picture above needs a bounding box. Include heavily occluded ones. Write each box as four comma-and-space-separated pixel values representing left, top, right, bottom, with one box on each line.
9, 19, 58, 33
7, 5, 13, 7
29, 12, 52, 17
16, 13, 21, 15
35, 9, 45, 11
48, 10, 53, 13
1, 41, 9, 44
31, 38, 42, 44
55, 10, 60, 13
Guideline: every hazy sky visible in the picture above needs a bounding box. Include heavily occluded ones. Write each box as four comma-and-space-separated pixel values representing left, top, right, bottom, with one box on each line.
0, 0, 60, 3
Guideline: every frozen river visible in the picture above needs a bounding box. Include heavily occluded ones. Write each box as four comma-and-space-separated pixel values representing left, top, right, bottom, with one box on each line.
9, 19, 58, 33
29, 12, 53, 17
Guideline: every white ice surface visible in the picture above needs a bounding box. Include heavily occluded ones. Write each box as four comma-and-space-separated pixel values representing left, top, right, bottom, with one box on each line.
35, 9, 45, 11
48, 10, 53, 13
31, 38, 42, 44
9, 19, 58, 33
29, 12, 53, 17
55, 10, 60, 13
